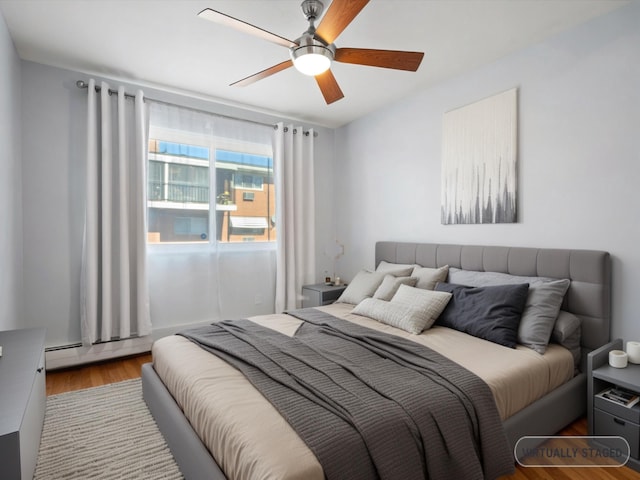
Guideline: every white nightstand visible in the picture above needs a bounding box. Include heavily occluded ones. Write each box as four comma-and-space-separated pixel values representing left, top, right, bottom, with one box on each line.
301, 283, 347, 308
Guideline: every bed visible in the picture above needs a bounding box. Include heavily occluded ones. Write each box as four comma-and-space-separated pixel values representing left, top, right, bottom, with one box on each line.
142, 241, 611, 480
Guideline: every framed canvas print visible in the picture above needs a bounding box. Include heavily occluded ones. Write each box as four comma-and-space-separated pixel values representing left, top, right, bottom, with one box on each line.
441, 88, 518, 224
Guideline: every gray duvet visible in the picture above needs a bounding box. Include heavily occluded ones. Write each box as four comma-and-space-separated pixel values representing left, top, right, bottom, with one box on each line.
180, 308, 514, 480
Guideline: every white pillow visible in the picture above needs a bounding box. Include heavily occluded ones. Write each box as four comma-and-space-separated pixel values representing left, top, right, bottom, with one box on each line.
375, 260, 415, 277
353, 284, 452, 334
352, 298, 431, 334
336, 270, 386, 304
373, 275, 417, 301
391, 284, 452, 327
411, 265, 449, 290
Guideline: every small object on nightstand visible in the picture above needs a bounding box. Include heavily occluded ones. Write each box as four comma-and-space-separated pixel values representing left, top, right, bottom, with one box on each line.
334, 276, 342, 286
598, 387, 640, 408
609, 350, 628, 368
627, 341, 640, 364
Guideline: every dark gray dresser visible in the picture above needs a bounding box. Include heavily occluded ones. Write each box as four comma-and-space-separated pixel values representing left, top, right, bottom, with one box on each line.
0, 328, 46, 480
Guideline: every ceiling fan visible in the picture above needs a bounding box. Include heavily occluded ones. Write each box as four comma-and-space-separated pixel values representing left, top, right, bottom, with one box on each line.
198, 0, 424, 104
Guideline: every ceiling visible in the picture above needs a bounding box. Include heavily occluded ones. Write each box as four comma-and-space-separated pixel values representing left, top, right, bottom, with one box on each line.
0, 0, 629, 128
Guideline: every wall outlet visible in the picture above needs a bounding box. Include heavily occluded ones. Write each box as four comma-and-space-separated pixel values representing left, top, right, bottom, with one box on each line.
254, 294, 263, 305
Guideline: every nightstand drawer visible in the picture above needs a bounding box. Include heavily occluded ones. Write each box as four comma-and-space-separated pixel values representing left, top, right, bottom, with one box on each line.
301, 284, 347, 308
595, 394, 640, 423
594, 408, 640, 458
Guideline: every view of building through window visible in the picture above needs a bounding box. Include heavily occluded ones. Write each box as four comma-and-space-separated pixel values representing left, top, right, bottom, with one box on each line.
147, 138, 275, 244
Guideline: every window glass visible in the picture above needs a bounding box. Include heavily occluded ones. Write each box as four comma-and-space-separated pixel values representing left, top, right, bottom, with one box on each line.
147, 133, 275, 245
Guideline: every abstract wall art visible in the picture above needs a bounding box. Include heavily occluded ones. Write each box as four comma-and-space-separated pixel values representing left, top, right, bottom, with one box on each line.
441, 88, 518, 224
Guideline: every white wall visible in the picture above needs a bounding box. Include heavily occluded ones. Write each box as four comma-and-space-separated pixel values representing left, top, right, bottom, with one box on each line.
0, 10, 23, 331
16, 3, 639, 349
333, 3, 640, 342
19, 61, 336, 347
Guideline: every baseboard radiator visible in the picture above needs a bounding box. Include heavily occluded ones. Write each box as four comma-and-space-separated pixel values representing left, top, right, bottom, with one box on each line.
45, 336, 153, 370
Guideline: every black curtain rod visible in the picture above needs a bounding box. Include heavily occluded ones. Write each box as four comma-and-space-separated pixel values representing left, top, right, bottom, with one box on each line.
75, 80, 318, 137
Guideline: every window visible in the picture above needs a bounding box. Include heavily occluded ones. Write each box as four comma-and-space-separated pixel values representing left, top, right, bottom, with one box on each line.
147, 129, 275, 246
174, 216, 208, 237
234, 174, 263, 190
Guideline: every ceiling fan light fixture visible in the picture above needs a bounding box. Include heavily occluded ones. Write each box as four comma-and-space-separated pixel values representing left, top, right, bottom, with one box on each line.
291, 45, 333, 76
200, 0, 423, 104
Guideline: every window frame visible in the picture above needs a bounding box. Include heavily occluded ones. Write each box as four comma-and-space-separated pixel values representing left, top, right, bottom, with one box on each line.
147, 126, 276, 253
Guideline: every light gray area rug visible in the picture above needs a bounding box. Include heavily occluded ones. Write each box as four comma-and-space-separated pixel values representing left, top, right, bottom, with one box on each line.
35, 379, 183, 479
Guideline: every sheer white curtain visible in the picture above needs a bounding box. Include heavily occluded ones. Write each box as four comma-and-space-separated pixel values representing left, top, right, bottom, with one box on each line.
274, 123, 316, 312
81, 79, 151, 345
146, 101, 274, 326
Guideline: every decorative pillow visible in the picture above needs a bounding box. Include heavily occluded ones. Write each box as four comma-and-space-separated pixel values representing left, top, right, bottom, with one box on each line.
390, 284, 452, 322
447, 268, 570, 354
373, 275, 417, 301
353, 295, 448, 334
375, 261, 416, 277
448, 268, 546, 287
336, 270, 387, 305
517, 279, 570, 353
551, 310, 582, 370
434, 282, 529, 348
411, 265, 449, 290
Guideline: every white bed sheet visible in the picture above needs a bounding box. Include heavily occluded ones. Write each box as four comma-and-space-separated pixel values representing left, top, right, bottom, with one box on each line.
152, 303, 574, 480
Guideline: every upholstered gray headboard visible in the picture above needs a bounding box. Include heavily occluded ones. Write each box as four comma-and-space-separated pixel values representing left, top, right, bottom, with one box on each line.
375, 242, 611, 352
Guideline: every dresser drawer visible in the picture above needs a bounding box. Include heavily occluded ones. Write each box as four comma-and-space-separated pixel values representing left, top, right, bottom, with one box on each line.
594, 408, 640, 459
0, 328, 47, 479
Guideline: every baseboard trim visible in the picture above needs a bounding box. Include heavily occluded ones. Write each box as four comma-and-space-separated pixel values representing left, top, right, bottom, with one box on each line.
45, 320, 217, 370
45, 336, 153, 370
150, 321, 214, 341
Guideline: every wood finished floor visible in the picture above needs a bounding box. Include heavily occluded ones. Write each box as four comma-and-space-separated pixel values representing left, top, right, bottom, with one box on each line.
46, 352, 152, 396
46, 354, 640, 480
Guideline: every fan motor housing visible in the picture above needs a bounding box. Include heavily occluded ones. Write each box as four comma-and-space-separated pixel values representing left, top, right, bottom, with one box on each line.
301, 0, 324, 22
291, 33, 335, 57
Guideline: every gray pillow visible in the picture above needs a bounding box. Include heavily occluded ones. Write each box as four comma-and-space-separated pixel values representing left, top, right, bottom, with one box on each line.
373, 275, 417, 301
447, 268, 570, 354
518, 279, 570, 353
551, 310, 581, 370
448, 268, 537, 287
435, 282, 529, 348
411, 265, 449, 290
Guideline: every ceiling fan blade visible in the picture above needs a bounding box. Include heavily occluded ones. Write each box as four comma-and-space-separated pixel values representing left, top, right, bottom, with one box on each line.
335, 48, 424, 71
315, 0, 369, 44
231, 60, 293, 87
315, 69, 345, 104
198, 8, 297, 48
